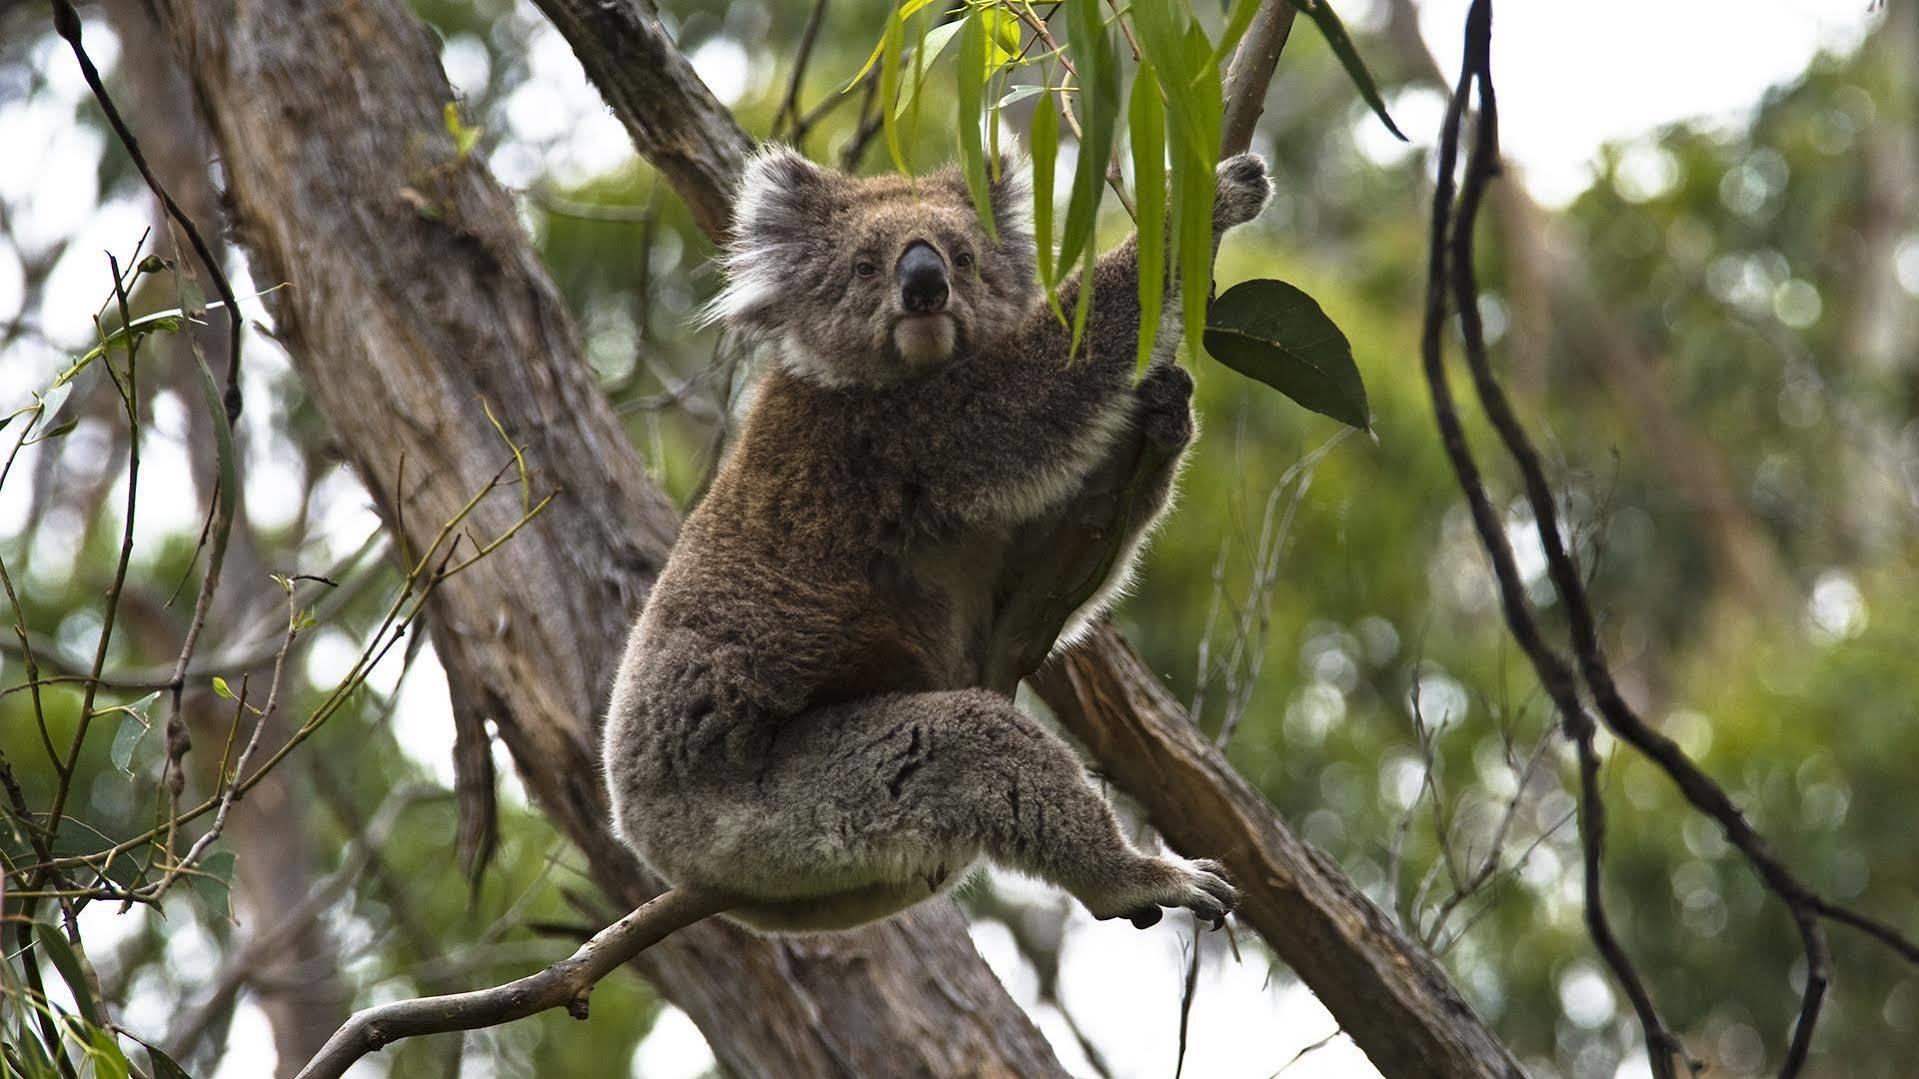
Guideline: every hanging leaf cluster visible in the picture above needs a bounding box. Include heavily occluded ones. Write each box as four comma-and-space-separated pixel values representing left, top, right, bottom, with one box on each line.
850, 0, 1390, 430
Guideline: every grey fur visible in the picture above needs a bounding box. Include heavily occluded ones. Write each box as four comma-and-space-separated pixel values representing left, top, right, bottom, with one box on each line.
606, 147, 1272, 932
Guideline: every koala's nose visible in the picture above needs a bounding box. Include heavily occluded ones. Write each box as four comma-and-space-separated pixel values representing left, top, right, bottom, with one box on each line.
897, 242, 949, 314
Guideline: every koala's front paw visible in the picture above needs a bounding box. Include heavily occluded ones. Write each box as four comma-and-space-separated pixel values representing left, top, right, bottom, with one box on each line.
1214, 152, 1273, 231
1136, 363, 1195, 452
1086, 855, 1240, 930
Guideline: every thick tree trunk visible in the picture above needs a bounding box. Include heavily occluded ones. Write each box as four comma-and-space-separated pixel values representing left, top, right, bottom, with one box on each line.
151, 1, 1066, 1075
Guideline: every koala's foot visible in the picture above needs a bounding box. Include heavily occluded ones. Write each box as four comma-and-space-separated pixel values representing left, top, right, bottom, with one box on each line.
1136, 363, 1195, 452
1214, 153, 1273, 230
1084, 855, 1239, 930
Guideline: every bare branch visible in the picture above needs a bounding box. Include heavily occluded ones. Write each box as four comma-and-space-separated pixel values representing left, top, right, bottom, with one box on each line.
1220, 0, 1298, 156
294, 888, 732, 1079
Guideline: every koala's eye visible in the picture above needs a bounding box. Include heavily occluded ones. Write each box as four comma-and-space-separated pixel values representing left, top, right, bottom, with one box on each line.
954, 251, 975, 270
855, 260, 879, 279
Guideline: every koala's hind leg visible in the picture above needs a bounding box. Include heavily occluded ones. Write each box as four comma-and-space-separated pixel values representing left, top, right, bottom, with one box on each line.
732, 688, 1237, 932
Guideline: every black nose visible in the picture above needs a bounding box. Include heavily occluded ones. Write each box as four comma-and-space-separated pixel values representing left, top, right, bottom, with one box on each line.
897, 242, 948, 314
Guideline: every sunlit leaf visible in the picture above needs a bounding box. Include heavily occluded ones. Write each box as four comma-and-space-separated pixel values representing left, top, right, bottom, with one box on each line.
1205, 278, 1371, 430
894, 18, 970, 120
879, 6, 910, 174
957, 11, 998, 239
1130, 63, 1167, 372
1030, 83, 1066, 323
1056, 0, 1118, 275
996, 84, 1049, 109
442, 101, 482, 159
846, 0, 944, 91
211, 675, 235, 700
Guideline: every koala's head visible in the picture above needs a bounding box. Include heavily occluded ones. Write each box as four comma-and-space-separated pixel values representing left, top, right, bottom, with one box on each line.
701, 146, 1037, 389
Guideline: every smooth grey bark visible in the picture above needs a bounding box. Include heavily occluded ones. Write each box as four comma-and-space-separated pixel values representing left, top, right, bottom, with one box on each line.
151, 1, 1067, 1075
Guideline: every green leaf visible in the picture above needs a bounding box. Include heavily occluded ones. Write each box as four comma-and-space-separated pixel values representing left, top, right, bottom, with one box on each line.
1068, 229, 1096, 360
443, 102, 483, 159
846, 0, 944, 91
33, 924, 101, 1028
995, 84, 1048, 109
957, 11, 998, 240
211, 676, 235, 700
81, 1026, 131, 1079
1174, 24, 1223, 363
1055, 0, 1118, 275
1030, 82, 1066, 323
1129, 63, 1167, 373
1213, 0, 1265, 68
879, 6, 910, 174
893, 18, 969, 121
1295, 0, 1406, 141
28, 418, 78, 444
108, 692, 160, 775
982, 5, 1022, 70
189, 850, 238, 922
1205, 278, 1371, 429
145, 1045, 193, 1079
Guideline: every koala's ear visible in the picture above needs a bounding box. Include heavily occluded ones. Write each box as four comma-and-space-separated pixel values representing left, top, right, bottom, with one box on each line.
732, 144, 837, 247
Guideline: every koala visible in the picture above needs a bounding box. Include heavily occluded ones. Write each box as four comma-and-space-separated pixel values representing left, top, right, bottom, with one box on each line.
603, 146, 1273, 933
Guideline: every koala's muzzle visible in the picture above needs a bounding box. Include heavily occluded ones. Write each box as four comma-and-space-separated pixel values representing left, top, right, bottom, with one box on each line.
897, 242, 949, 314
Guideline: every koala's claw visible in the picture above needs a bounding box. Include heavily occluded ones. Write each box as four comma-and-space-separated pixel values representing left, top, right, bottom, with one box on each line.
1136, 363, 1195, 451
1090, 855, 1240, 930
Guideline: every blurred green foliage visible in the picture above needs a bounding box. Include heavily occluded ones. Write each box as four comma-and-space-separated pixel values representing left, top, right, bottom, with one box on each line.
3, 0, 1915, 1076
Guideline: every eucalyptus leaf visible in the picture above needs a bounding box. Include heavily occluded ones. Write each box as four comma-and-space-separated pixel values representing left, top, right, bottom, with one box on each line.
109, 710, 152, 775
957, 11, 998, 239
996, 84, 1048, 109
1055, 0, 1117, 276
1129, 63, 1167, 372
1030, 85, 1066, 323
1296, 0, 1406, 141
145, 1044, 194, 1079
189, 850, 239, 922
879, 6, 909, 174
1205, 278, 1371, 430
33, 923, 101, 1027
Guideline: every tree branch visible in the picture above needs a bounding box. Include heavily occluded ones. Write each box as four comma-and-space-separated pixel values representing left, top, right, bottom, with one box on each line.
1220, 0, 1297, 156
1034, 626, 1526, 1078
526, 0, 750, 237
294, 888, 733, 1079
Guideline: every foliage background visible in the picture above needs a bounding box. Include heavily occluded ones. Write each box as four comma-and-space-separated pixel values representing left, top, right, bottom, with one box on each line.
0, 0, 1914, 1075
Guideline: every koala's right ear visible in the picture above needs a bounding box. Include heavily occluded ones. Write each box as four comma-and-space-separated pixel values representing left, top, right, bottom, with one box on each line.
731, 145, 837, 248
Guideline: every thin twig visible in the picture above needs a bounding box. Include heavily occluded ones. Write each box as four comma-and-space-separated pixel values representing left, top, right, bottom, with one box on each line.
50, 0, 243, 424
293, 888, 733, 1079
1421, 4, 1685, 1072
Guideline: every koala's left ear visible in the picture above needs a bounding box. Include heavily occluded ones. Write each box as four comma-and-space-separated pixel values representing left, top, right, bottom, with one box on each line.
732, 144, 838, 247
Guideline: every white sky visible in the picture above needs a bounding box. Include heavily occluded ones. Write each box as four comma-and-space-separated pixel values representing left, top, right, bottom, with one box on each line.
0, 1, 1893, 1076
